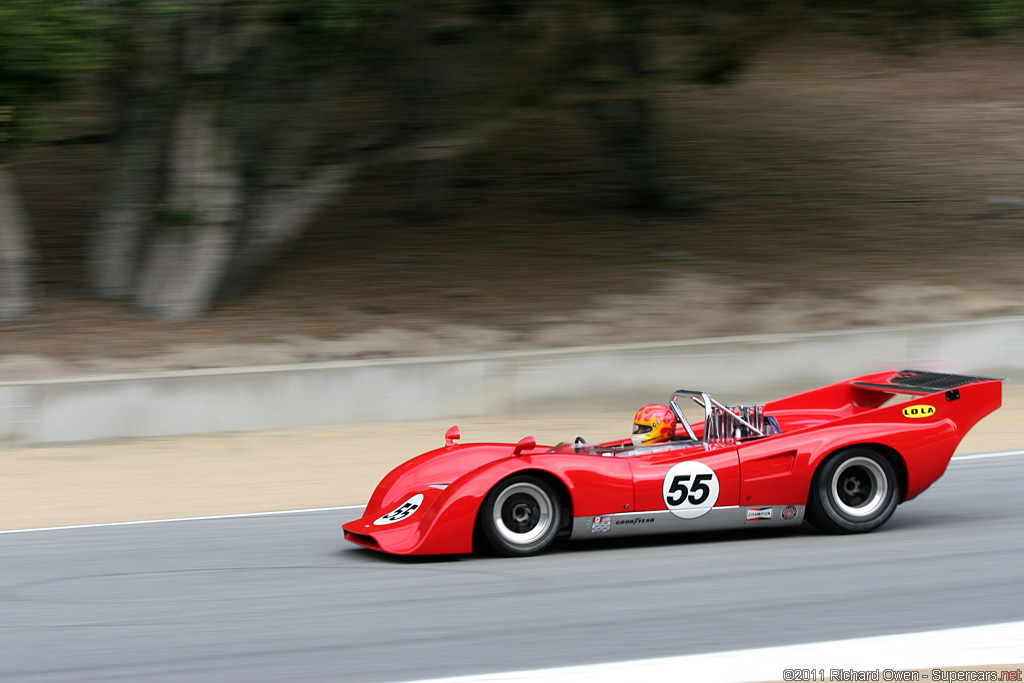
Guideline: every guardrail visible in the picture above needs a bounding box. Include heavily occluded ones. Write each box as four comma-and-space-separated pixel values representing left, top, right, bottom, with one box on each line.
2, 316, 1023, 445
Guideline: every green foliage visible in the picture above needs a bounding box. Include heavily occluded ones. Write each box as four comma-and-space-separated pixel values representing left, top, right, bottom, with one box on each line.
262, 0, 395, 70
0, 0, 112, 149
127, 0, 393, 28
243, 0, 393, 34
811, 0, 1024, 36
153, 206, 200, 228
962, 0, 1024, 34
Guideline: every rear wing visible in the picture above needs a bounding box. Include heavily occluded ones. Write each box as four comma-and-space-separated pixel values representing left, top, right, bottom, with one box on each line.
762, 369, 1002, 442
852, 369, 1004, 397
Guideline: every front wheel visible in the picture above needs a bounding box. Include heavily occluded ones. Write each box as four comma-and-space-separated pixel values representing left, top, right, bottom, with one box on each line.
478, 475, 562, 557
807, 448, 900, 534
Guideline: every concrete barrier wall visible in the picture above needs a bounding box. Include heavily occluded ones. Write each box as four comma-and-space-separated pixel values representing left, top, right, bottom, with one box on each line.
3, 316, 1023, 445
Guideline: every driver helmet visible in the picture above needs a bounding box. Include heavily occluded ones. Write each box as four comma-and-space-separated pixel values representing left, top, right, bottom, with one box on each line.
632, 404, 677, 447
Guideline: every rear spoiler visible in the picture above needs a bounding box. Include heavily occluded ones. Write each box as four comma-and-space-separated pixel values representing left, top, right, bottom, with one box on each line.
852, 369, 1004, 396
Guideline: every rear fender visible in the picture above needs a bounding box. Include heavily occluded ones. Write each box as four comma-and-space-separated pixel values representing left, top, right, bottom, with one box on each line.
742, 378, 1000, 506
845, 378, 1001, 499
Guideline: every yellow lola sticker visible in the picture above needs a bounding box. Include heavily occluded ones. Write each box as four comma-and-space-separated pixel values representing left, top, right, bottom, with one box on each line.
902, 405, 936, 419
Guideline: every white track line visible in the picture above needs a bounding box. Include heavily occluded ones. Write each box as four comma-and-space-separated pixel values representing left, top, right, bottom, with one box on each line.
0, 504, 366, 535
401, 621, 1024, 683
952, 448, 1024, 461
3, 448, 1021, 535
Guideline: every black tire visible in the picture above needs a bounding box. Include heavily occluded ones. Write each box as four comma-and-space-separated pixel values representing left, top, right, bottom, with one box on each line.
478, 474, 562, 557
807, 448, 900, 534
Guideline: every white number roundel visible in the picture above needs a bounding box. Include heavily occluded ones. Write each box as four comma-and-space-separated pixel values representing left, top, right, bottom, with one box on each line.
373, 494, 424, 526
663, 461, 720, 519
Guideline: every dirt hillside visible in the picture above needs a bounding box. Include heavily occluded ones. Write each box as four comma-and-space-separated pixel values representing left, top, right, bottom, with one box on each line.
2, 33, 1023, 380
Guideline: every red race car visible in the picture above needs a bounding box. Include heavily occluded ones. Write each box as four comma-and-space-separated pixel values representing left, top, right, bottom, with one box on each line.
343, 370, 1002, 557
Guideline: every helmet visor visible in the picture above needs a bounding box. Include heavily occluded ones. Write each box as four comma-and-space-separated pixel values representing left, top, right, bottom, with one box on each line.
632, 423, 653, 435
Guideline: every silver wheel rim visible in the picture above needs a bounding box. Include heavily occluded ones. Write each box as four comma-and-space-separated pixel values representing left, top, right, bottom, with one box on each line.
831, 456, 888, 518
492, 482, 554, 546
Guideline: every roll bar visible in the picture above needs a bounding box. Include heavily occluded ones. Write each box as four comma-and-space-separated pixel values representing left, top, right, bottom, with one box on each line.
669, 389, 765, 440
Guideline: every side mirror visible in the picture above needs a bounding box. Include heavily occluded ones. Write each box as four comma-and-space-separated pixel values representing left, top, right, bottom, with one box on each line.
444, 425, 460, 446
512, 436, 536, 456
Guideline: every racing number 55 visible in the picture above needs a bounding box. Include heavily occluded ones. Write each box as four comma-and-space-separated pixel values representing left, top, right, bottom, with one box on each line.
666, 473, 713, 506
662, 461, 720, 519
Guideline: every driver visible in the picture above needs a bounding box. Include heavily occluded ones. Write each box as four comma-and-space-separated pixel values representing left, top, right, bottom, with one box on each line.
632, 404, 677, 447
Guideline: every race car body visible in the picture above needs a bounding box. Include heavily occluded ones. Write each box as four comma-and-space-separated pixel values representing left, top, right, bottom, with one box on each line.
343, 369, 1002, 556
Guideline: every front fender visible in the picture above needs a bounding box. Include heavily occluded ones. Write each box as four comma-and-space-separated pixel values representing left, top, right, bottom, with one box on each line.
344, 453, 634, 555
343, 457, 536, 555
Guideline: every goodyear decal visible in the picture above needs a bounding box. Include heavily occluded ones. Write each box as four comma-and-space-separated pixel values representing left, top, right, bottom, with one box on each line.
902, 404, 936, 419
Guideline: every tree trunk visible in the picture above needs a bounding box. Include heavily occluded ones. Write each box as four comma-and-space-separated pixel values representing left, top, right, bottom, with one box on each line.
136, 225, 232, 321
395, 0, 451, 221
220, 162, 357, 298
89, 5, 178, 299
89, 97, 167, 298
136, 100, 239, 320
587, 97, 673, 209
584, 1, 690, 212
133, 7, 242, 320
0, 164, 35, 321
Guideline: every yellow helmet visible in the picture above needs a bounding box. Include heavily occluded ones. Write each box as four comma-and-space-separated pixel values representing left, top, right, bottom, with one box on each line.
632, 404, 677, 447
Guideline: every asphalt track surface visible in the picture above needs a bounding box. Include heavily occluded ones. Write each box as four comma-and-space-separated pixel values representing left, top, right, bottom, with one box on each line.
3, 454, 1023, 683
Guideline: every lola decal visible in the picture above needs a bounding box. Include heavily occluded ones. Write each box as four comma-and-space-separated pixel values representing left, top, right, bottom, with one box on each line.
902, 404, 936, 419
373, 494, 425, 526
663, 461, 720, 519
781, 505, 798, 520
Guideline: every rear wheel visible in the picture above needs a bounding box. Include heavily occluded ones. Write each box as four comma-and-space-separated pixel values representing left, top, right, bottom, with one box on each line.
479, 474, 562, 557
807, 448, 900, 533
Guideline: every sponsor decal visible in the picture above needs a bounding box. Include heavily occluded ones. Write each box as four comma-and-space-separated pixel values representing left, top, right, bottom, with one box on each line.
614, 517, 655, 526
373, 494, 425, 526
781, 505, 798, 520
902, 404, 936, 419
591, 516, 611, 533
746, 507, 772, 521
662, 461, 720, 519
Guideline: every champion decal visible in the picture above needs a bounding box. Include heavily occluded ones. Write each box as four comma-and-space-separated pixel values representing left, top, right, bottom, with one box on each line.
746, 507, 772, 521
